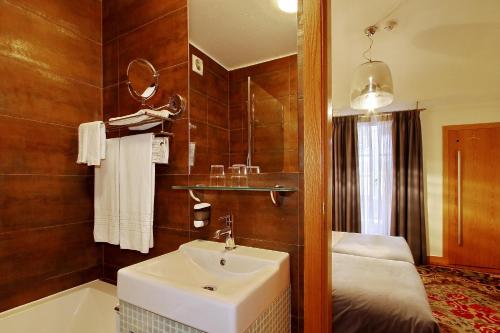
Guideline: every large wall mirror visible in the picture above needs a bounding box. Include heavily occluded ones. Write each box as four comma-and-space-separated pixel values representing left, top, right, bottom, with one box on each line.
188, 0, 299, 174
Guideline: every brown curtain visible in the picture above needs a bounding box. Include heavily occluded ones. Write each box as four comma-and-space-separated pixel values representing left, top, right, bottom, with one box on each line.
333, 116, 361, 232
391, 110, 427, 264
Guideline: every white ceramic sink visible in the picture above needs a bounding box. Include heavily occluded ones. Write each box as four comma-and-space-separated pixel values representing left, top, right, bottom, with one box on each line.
117, 240, 290, 333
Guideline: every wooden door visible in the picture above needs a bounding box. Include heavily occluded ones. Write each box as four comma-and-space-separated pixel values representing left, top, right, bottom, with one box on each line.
445, 123, 500, 269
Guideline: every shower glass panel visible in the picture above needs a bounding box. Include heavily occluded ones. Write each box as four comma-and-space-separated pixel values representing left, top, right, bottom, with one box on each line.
246, 76, 285, 172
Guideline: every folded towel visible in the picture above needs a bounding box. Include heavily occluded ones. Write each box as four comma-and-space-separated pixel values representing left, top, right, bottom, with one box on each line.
77, 121, 106, 166
94, 138, 120, 244
128, 110, 174, 131
145, 109, 173, 119
119, 133, 155, 253
128, 121, 162, 131
109, 109, 173, 128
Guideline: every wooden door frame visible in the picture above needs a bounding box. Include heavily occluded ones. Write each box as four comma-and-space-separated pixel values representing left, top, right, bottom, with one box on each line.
442, 122, 500, 264
302, 0, 332, 332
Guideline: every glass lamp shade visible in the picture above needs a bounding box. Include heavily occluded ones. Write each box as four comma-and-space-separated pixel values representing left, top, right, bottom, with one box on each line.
350, 60, 394, 111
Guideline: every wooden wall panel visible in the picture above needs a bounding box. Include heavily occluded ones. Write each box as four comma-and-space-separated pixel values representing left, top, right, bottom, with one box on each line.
0, 0, 102, 311
0, 57, 101, 127
10, 0, 102, 43
0, 1, 101, 87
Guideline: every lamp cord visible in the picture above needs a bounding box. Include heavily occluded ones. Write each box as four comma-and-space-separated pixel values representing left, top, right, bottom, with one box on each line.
362, 34, 374, 62
360, 0, 407, 63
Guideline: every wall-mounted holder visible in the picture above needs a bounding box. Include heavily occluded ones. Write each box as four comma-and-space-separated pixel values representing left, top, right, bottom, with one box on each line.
171, 185, 296, 207
193, 202, 211, 228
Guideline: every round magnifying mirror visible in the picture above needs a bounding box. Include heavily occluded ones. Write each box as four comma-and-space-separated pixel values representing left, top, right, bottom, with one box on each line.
126, 59, 159, 104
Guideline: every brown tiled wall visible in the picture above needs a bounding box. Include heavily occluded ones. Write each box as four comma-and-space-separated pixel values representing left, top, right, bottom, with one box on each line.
100, 0, 191, 281
189, 45, 230, 174
101, 1, 304, 331
0, 0, 102, 311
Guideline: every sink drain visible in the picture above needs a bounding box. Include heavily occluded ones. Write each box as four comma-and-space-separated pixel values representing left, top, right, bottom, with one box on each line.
203, 285, 217, 291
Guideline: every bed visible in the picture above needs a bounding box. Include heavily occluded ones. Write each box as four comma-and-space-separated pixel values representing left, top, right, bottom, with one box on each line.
332, 231, 415, 264
332, 232, 439, 333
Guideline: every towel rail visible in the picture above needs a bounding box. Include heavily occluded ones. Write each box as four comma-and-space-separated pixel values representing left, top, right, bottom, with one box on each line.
105, 118, 174, 136
104, 94, 185, 137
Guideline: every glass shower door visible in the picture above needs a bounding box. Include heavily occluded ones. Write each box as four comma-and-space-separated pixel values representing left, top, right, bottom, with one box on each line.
247, 76, 285, 172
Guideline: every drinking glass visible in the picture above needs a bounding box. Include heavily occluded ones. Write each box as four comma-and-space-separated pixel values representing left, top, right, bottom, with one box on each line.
209, 165, 225, 186
247, 166, 260, 174
230, 164, 248, 187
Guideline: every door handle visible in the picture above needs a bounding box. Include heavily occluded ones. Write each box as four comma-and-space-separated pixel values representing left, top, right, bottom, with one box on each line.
457, 150, 462, 246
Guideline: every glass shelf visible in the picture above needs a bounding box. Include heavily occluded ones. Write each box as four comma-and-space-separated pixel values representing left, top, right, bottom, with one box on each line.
171, 185, 296, 206
171, 185, 297, 192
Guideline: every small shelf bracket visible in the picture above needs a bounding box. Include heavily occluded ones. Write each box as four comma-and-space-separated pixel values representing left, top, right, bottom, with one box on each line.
270, 185, 285, 207
189, 189, 201, 202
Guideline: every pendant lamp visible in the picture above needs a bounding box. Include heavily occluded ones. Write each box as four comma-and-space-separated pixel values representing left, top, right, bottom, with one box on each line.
350, 26, 394, 111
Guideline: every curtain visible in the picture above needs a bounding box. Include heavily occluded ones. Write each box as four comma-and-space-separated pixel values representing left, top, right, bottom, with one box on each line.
332, 116, 361, 232
391, 110, 427, 264
357, 115, 393, 235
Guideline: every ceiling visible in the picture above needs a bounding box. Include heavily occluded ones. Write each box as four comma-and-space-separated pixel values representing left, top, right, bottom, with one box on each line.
189, 0, 298, 70
332, 0, 500, 115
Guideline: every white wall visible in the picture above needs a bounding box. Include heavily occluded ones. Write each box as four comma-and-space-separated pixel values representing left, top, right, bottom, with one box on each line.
420, 101, 500, 257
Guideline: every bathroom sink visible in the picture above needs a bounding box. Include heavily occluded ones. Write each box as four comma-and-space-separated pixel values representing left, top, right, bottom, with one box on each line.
117, 240, 290, 333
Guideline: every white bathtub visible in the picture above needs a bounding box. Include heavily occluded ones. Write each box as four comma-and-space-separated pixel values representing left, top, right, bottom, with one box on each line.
0, 280, 117, 333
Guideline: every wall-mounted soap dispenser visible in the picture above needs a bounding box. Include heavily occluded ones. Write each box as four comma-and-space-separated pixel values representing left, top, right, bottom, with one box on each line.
193, 202, 211, 228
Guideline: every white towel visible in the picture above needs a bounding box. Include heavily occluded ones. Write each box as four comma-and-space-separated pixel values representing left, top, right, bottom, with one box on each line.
119, 133, 155, 253
109, 109, 172, 128
94, 138, 120, 244
128, 121, 162, 131
77, 121, 106, 166
128, 110, 174, 131
109, 110, 149, 126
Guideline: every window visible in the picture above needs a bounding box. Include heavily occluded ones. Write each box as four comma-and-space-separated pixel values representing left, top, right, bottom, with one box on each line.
357, 116, 393, 235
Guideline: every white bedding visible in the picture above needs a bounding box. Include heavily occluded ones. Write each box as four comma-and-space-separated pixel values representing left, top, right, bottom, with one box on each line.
332, 231, 415, 264
333, 253, 439, 333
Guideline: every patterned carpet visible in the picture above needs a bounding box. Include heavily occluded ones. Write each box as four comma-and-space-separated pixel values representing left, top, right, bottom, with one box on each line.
418, 265, 500, 333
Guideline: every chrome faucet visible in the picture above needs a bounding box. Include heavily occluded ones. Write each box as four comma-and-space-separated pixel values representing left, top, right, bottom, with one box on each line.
214, 213, 236, 250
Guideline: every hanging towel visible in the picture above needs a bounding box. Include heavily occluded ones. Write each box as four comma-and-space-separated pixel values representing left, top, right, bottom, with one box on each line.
94, 138, 120, 244
119, 133, 155, 253
77, 121, 106, 166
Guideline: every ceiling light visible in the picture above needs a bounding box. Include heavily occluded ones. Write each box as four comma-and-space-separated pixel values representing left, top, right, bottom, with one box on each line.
277, 0, 297, 13
351, 61, 393, 110
350, 26, 394, 111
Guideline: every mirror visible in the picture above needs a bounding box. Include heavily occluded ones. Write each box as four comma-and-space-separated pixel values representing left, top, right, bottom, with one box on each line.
127, 58, 159, 104
188, 0, 298, 174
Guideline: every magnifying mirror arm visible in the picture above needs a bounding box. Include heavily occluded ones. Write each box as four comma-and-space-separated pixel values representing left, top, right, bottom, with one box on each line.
148, 94, 186, 117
